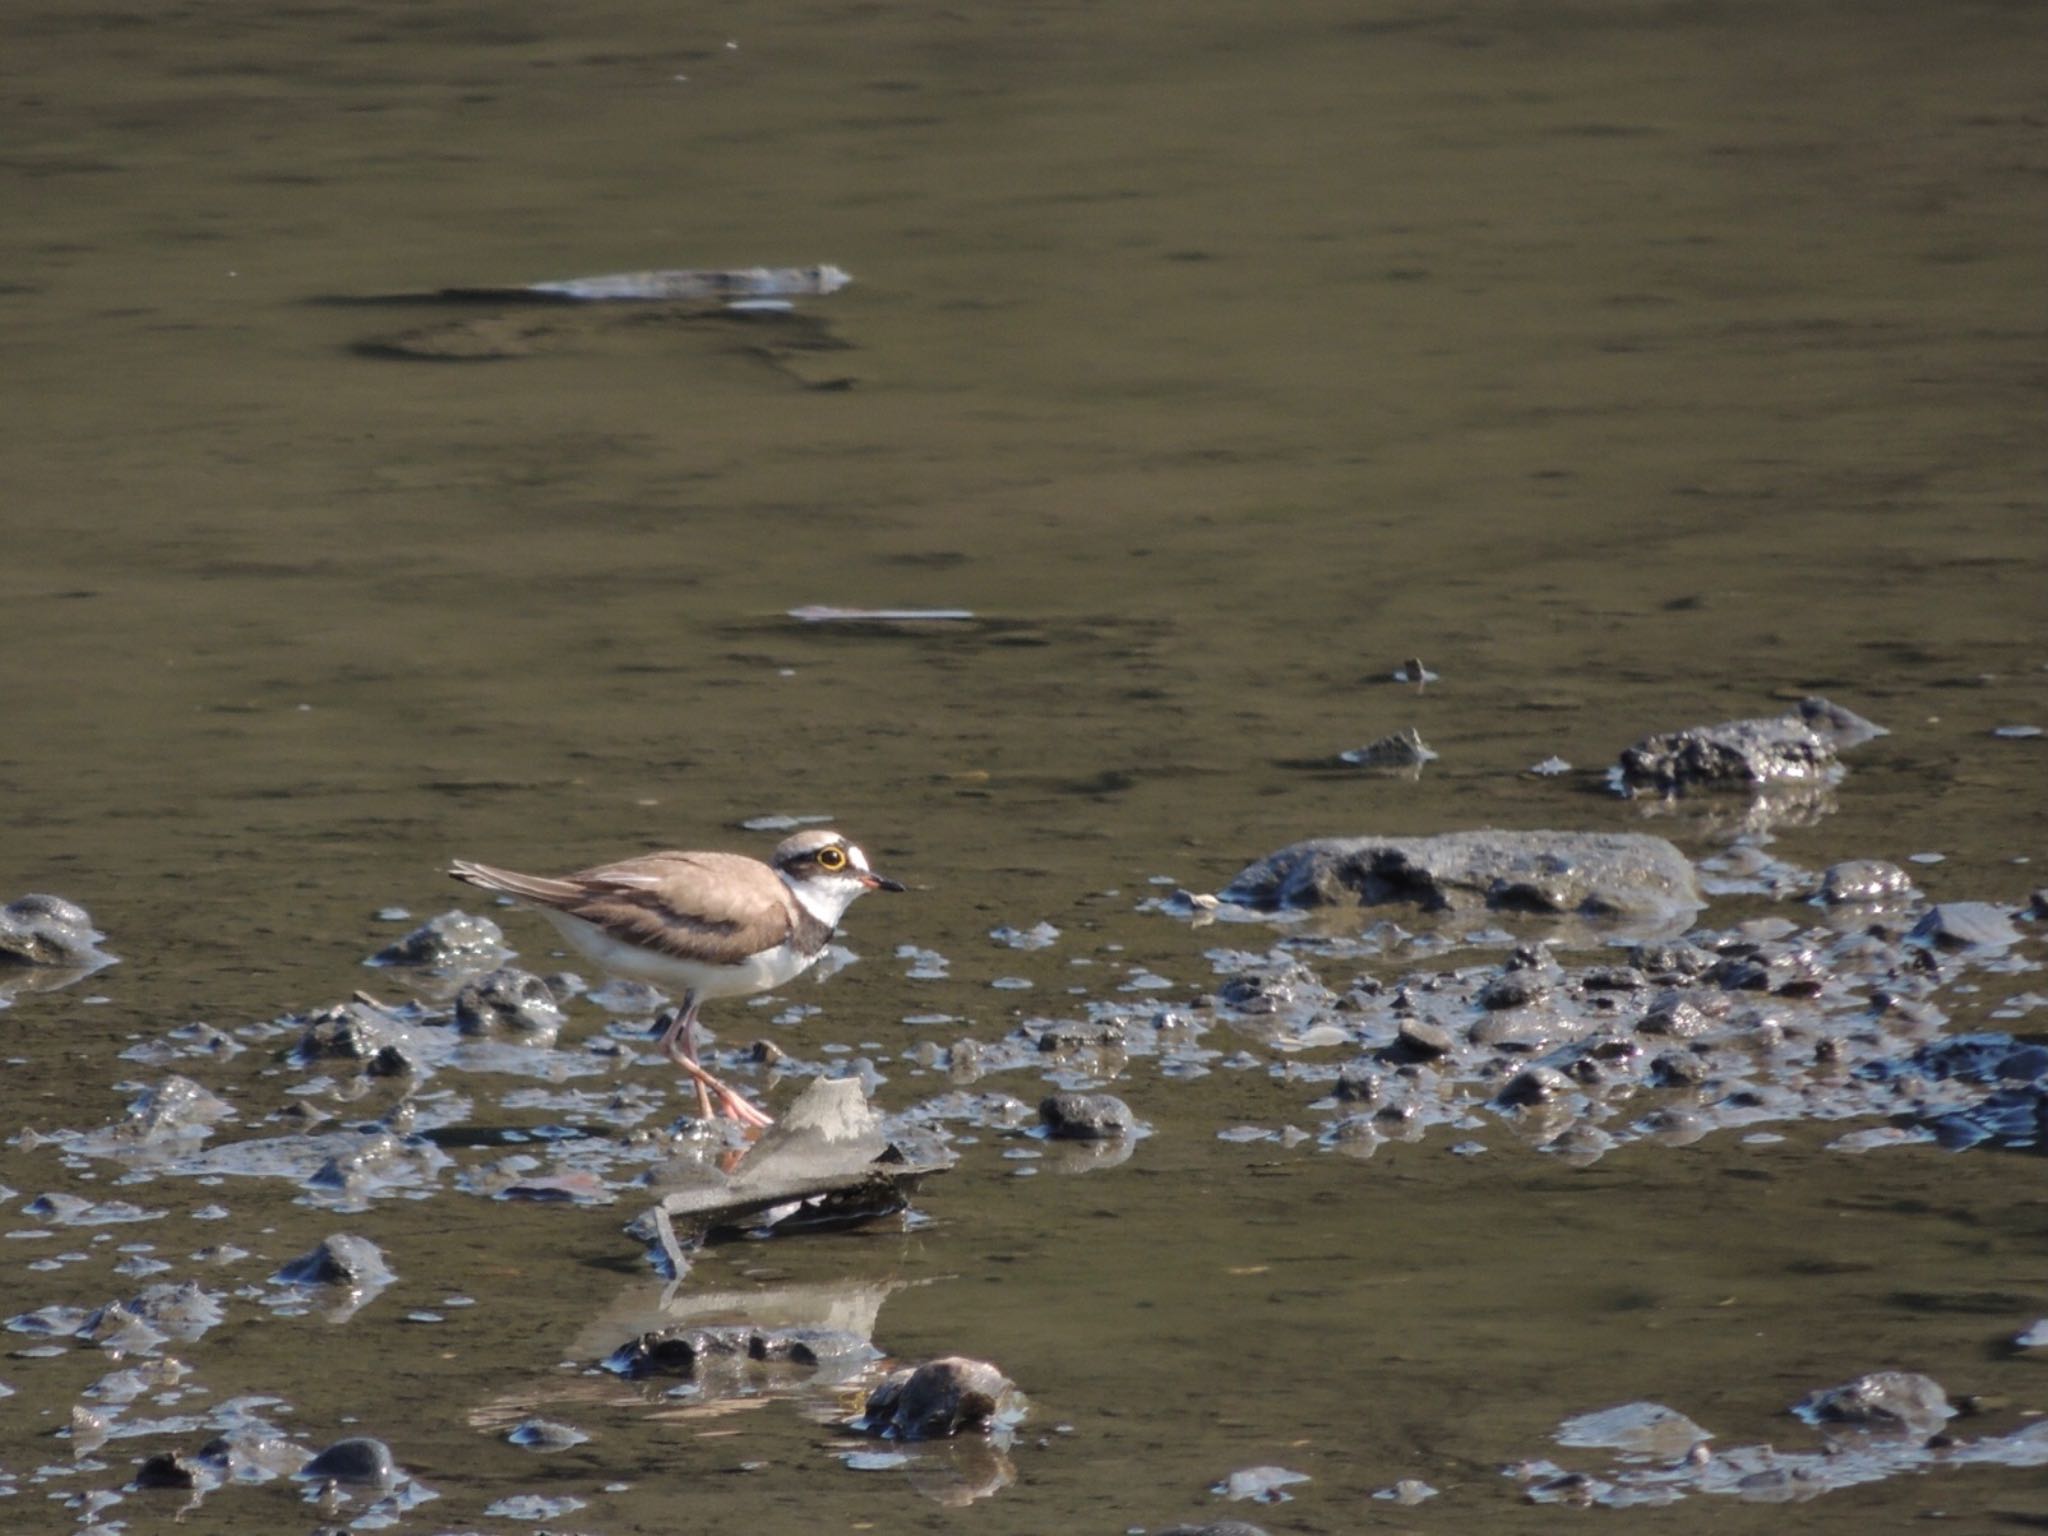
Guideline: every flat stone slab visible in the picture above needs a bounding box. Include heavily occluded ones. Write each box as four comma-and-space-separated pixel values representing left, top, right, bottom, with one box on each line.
647, 1079, 955, 1246
1220, 830, 1702, 931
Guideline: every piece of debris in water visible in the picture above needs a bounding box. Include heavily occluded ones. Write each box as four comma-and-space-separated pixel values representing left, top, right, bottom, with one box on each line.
443, 265, 853, 304
1338, 727, 1438, 769
788, 606, 976, 624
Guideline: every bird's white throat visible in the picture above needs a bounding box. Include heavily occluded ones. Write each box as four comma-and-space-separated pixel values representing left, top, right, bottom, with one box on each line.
783, 870, 871, 930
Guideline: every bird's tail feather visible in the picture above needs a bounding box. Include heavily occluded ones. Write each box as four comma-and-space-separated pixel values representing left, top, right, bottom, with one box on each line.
448, 858, 582, 906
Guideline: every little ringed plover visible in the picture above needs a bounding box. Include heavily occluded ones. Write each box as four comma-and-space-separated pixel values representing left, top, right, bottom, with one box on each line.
449, 828, 902, 1126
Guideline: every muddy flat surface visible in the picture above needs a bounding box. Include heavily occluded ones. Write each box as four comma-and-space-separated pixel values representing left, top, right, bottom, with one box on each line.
3, 0, 2046, 1531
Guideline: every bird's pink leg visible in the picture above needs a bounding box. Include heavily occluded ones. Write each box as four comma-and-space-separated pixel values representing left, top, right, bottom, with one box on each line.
657, 996, 775, 1129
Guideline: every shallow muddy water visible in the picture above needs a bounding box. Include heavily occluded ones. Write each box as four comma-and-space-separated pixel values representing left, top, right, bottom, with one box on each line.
4, 0, 2046, 1531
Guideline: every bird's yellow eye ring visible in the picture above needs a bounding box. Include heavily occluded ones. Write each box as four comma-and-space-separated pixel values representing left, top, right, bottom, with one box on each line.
816, 846, 849, 871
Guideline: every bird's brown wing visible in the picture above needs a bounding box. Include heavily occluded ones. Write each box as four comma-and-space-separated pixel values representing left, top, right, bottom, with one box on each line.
453, 851, 804, 964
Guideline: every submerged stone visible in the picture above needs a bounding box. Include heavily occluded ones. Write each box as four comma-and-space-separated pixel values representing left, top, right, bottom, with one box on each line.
0, 893, 109, 968
1793, 1371, 1953, 1434
1038, 1092, 1137, 1140
1221, 829, 1700, 930
507, 1418, 590, 1451
859, 1355, 1017, 1440
1819, 861, 1915, 906
1909, 903, 2022, 951
301, 1435, 402, 1489
603, 1322, 875, 1380
1616, 700, 1874, 793
274, 1234, 393, 1289
369, 910, 507, 970
454, 967, 564, 1041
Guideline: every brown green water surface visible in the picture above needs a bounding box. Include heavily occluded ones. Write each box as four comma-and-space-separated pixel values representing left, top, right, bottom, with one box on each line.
4, 0, 2046, 1531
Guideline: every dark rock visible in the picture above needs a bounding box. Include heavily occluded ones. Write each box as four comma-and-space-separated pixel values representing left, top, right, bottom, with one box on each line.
1033, 1019, 1127, 1051
1470, 1011, 1558, 1051
1333, 1066, 1383, 1101
1583, 966, 1646, 992
1215, 962, 1328, 1015
1039, 1092, 1137, 1140
1709, 955, 1772, 991
1638, 997, 1713, 1038
369, 909, 506, 970
133, 1450, 204, 1489
1650, 1050, 1709, 1087
274, 1234, 393, 1289
603, 1321, 874, 1380
1382, 1019, 1452, 1063
1819, 860, 1915, 905
1497, 1066, 1573, 1106
1793, 1371, 1953, 1435
0, 893, 108, 967
1910, 903, 2022, 951
1220, 830, 1700, 929
453, 967, 563, 1041
859, 1355, 1015, 1440
605, 1325, 751, 1379
296, 1003, 404, 1062
301, 1436, 401, 1488
1480, 949, 1563, 1010
1629, 941, 1716, 980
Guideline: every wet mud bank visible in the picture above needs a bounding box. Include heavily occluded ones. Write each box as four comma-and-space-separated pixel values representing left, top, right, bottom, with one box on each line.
4, 695, 2044, 1529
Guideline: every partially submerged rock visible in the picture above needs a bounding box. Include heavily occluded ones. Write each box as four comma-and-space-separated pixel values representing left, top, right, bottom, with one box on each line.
0, 893, 110, 968
857, 1356, 1018, 1440
299, 1435, 404, 1490
1818, 860, 1915, 906
453, 967, 564, 1041
367, 910, 507, 972
1557, 1400, 1712, 1455
1793, 1372, 1954, 1435
273, 1233, 394, 1290
1615, 697, 1882, 795
1910, 903, 2023, 951
1220, 830, 1701, 930
1038, 1092, 1137, 1141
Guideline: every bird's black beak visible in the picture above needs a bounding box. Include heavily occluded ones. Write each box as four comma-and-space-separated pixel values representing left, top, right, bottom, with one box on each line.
863, 873, 907, 892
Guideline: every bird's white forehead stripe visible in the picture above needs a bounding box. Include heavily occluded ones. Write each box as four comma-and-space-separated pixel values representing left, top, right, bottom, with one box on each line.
849, 845, 871, 872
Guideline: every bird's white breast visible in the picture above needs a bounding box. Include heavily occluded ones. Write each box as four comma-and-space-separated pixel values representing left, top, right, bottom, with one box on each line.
538, 909, 820, 1001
